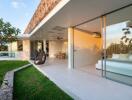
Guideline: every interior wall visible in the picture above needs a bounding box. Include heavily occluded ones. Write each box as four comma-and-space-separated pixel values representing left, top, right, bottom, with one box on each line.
74, 29, 102, 68
49, 40, 68, 58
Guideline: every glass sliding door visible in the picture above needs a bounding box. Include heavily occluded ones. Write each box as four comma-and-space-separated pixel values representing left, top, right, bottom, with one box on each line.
105, 6, 132, 85
74, 18, 103, 76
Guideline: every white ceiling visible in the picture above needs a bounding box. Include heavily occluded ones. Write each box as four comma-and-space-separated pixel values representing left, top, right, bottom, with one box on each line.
76, 18, 101, 33
30, 0, 132, 40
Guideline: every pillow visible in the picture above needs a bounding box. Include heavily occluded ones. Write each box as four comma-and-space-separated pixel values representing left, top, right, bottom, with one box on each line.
128, 55, 132, 61
119, 54, 128, 60
112, 54, 120, 59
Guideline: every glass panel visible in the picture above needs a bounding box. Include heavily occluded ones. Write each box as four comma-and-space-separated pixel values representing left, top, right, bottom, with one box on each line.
106, 6, 132, 85
74, 19, 103, 76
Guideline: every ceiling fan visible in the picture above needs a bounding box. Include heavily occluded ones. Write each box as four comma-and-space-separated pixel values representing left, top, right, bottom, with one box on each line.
56, 36, 63, 40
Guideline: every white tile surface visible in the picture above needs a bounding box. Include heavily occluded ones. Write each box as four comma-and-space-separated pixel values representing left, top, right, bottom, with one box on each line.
30, 59, 132, 100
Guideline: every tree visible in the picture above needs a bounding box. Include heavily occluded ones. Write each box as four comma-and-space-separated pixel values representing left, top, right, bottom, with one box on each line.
120, 27, 132, 53
0, 18, 21, 51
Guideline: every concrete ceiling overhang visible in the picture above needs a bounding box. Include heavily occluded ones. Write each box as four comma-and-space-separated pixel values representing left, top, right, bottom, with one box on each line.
30, 0, 132, 40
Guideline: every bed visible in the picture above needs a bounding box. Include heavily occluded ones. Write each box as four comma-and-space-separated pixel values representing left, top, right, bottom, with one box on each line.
96, 54, 132, 76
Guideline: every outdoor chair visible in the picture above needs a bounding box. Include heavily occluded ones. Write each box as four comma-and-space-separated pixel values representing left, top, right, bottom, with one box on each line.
34, 50, 46, 65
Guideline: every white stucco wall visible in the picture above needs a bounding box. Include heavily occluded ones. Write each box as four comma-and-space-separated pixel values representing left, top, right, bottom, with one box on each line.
8, 42, 17, 52
49, 40, 68, 58
74, 29, 102, 68
6, 40, 30, 60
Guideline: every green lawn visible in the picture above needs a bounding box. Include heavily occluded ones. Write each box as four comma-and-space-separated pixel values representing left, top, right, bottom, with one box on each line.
0, 60, 29, 85
13, 66, 73, 100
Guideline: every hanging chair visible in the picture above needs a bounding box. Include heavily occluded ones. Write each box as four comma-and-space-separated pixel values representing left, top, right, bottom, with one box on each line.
34, 50, 46, 65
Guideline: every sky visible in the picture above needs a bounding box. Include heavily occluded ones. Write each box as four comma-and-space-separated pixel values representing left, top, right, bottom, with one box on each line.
106, 21, 132, 47
0, 0, 41, 34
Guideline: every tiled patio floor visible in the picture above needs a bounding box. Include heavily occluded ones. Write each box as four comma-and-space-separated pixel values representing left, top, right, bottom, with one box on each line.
30, 59, 132, 100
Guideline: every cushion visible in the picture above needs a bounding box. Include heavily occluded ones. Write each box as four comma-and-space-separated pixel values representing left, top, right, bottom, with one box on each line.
128, 55, 132, 61
119, 54, 128, 60
112, 54, 120, 59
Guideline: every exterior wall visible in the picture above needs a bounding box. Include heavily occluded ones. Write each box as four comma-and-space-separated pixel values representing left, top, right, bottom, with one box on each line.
6, 41, 30, 60
8, 42, 17, 52
49, 40, 68, 58
74, 29, 102, 67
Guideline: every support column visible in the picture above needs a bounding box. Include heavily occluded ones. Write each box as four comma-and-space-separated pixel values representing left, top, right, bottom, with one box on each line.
43, 40, 46, 53
101, 16, 107, 77
68, 27, 74, 69
23, 39, 30, 60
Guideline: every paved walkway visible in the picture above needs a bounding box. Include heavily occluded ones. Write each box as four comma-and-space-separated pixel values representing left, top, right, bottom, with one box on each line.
30, 59, 132, 100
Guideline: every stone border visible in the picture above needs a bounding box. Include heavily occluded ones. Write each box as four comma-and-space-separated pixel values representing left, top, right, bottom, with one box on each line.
0, 63, 32, 100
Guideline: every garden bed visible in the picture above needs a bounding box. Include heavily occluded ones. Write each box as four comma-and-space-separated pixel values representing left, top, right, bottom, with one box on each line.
0, 60, 29, 85
13, 66, 73, 100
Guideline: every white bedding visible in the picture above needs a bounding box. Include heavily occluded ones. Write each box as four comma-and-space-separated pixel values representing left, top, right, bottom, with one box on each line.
96, 58, 132, 76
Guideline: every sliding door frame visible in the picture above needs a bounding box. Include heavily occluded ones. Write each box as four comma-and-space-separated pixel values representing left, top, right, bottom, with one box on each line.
72, 4, 132, 79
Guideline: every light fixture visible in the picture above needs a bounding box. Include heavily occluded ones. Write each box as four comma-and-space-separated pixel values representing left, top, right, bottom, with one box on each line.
92, 32, 101, 38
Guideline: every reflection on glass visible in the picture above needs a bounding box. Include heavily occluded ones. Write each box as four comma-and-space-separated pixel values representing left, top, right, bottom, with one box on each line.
106, 21, 132, 57
106, 20, 132, 86
74, 19, 102, 76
